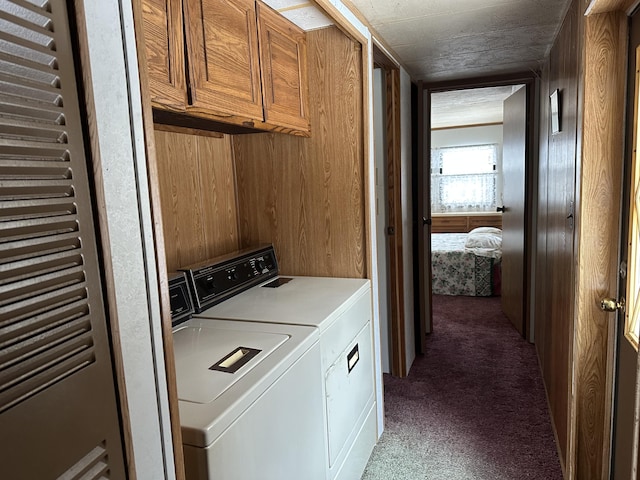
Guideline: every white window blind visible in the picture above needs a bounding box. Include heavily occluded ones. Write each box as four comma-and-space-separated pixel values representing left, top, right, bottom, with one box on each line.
431, 144, 500, 213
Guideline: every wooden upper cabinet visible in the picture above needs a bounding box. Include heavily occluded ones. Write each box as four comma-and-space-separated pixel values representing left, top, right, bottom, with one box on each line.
140, 0, 310, 133
257, 1, 309, 131
141, 0, 187, 110
184, 0, 264, 123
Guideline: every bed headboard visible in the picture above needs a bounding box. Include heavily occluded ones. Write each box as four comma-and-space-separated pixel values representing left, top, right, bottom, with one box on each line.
431, 214, 502, 233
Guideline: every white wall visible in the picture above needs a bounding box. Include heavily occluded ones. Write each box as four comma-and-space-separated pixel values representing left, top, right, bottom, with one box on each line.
431, 124, 503, 148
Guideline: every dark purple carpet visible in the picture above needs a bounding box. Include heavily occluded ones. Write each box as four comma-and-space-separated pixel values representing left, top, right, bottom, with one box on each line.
362, 295, 563, 480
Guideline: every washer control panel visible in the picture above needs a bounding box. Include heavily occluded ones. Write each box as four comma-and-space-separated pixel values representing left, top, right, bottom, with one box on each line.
180, 245, 278, 313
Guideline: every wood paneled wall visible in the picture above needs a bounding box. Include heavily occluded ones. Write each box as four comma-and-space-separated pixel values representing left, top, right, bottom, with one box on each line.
154, 130, 239, 271
535, 0, 582, 472
233, 26, 366, 278
536, 0, 628, 477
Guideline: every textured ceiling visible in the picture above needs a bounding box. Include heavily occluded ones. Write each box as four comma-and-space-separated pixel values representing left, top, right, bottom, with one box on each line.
263, 0, 572, 127
345, 0, 571, 82
431, 85, 523, 129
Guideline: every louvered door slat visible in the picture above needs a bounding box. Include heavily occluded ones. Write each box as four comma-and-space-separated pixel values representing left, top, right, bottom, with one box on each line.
0, 75, 62, 104
1, 281, 87, 325
0, 232, 79, 264
0, 0, 126, 477
2, 217, 77, 244
0, 119, 67, 142
1, 329, 92, 392
0, 29, 58, 61
0, 159, 70, 178
1, 314, 90, 365
1, 265, 85, 307
0, 140, 68, 158
57, 444, 110, 480
0, 197, 76, 221
0, 7, 53, 37
1, 299, 87, 346
0, 96, 64, 124
0, 39, 57, 68
0, 340, 94, 413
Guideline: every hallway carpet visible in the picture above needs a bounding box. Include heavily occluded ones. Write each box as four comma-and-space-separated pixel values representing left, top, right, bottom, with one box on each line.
361, 295, 563, 480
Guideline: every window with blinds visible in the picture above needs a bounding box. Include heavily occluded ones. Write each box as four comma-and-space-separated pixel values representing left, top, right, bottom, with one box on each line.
0, 0, 126, 477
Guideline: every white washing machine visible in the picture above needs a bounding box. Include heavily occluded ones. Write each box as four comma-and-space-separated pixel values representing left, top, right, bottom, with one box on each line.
182, 246, 378, 480
168, 273, 326, 480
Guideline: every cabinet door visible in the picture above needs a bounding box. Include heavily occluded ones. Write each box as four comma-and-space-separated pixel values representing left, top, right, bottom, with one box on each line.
142, 0, 187, 110
185, 0, 263, 122
257, 1, 310, 131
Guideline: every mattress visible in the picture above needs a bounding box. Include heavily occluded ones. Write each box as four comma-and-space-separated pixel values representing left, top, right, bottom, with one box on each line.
431, 233, 500, 296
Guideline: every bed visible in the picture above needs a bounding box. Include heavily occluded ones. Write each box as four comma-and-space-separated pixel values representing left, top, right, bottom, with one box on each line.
431, 228, 502, 296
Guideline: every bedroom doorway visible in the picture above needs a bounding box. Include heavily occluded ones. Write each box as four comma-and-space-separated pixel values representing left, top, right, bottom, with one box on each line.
417, 75, 538, 350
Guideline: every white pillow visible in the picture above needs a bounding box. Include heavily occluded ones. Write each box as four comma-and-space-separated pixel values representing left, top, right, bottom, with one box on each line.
465, 232, 502, 250
468, 226, 502, 236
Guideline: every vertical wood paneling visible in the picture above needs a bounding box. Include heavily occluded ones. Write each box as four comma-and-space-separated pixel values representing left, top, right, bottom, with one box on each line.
535, 56, 551, 448
573, 10, 627, 479
537, 1, 629, 477
234, 26, 365, 278
536, 0, 581, 471
154, 130, 239, 271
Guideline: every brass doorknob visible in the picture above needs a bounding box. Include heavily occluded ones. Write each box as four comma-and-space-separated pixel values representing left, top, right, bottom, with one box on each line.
600, 297, 624, 312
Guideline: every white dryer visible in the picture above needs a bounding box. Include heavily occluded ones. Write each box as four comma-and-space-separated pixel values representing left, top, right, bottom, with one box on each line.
183, 246, 377, 480
168, 273, 326, 480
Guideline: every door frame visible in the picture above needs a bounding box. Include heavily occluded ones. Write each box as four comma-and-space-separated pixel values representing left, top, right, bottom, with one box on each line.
416, 73, 538, 349
373, 44, 407, 377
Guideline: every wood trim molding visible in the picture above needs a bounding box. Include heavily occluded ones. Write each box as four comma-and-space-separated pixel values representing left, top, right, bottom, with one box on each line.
431, 121, 503, 131
313, 0, 368, 45
153, 123, 224, 138
424, 72, 538, 92
586, 0, 639, 15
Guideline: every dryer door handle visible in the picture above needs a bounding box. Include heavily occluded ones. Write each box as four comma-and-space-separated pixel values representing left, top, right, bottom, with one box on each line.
347, 344, 360, 373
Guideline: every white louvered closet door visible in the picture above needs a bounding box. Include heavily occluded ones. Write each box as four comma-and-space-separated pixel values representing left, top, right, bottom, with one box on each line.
0, 0, 127, 478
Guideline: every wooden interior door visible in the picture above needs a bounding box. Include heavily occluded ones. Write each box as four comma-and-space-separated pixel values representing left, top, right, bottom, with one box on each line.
501, 86, 527, 336
0, 0, 127, 477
